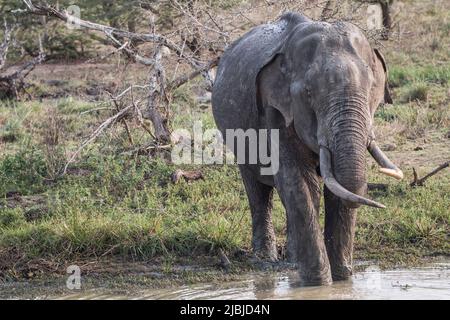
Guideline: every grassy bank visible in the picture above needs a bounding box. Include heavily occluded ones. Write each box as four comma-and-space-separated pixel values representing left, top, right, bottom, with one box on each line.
0, 95, 448, 280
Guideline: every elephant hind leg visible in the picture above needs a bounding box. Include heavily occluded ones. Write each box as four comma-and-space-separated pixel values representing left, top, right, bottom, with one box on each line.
239, 165, 277, 261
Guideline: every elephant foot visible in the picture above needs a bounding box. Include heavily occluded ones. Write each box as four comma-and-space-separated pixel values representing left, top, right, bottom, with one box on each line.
253, 247, 278, 262
298, 271, 333, 286
298, 261, 333, 286
253, 239, 278, 262
330, 264, 353, 281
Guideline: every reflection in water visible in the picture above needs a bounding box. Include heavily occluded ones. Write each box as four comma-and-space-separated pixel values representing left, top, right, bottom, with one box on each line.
58, 261, 450, 300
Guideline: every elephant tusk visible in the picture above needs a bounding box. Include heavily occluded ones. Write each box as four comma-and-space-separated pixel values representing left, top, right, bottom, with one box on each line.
319, 146, 386, 209
379, 168, 404, 180
367, 141, 404, 180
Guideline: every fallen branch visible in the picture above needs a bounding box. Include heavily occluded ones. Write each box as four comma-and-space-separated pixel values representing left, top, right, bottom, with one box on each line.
120, 143, 171, 156
410, 161, 450, 187
368, 161, 450, 191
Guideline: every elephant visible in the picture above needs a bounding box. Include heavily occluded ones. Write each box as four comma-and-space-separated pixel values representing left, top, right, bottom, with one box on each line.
211, 12, 403, 286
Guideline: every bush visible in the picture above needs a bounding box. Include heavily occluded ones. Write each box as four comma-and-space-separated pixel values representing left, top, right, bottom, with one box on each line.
0, 208, 26, 229
401, 82, 429, 102
0, 147, 47, 197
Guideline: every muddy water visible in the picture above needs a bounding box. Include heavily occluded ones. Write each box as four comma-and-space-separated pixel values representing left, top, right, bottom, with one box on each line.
58, 261, 450, 300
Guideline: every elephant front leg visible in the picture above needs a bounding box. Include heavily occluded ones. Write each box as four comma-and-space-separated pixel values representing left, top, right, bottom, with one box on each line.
275, 165, 332, 286
324, 186, 357, 281
239, 165, 277, 261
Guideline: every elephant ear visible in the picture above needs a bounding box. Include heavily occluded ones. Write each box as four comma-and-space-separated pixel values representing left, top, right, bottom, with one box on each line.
373, 48, 393, 104
256, 53, 293, 127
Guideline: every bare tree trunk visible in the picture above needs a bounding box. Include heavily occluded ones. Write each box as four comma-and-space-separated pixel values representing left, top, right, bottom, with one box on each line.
380, 0, 392, 40
146, 47, 171, 143
0, 21, 13, 71
320, 0, 335, 20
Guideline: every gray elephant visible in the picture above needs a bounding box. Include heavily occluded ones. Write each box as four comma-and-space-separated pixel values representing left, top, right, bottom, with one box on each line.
211, 12, 403, 286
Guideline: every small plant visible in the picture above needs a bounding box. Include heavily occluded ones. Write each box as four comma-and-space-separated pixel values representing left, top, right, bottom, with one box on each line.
0, 146, 47, 197
0, 208, 25, 228
40, 109, 67, 181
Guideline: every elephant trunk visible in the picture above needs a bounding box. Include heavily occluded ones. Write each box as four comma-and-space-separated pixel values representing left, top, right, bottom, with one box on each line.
319, 92, 385, 209
333, 117, 367, 204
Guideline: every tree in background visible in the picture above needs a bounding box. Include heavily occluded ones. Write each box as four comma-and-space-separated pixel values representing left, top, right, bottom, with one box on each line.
358, 0, 395, 39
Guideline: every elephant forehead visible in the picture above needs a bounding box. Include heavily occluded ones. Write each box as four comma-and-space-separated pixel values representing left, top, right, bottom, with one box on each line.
290, 80, 305, 95
287, 22, 369, 57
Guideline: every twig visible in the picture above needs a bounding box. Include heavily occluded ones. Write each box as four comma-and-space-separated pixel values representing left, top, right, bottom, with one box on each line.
112, 85, 150, 100
61, 104, 134, 176
79, 107, 115, 115
85, 41, 130, 64
120, 143, 171, 156
171, 0, 229, 37
410, 161, 450, 187
112, 98, 134, 146
104, 30, 156, 66
167, 57, 219, 91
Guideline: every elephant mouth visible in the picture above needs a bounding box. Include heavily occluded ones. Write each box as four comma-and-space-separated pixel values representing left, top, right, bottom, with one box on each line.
319, 141, 403, 209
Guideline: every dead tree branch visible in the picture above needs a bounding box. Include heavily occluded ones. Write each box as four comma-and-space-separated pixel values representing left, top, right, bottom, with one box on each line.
369, 160, 450, 191
167, 56, 219, 91
0, 23, 45, 99
0, 20, 13, 71
410, 161, 450, 187
62, 103, 135, 176
20, 0, 220, 144
21, 0, 201, 68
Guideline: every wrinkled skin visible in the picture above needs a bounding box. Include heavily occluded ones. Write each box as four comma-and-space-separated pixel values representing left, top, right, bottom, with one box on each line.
212, 13, 393, 286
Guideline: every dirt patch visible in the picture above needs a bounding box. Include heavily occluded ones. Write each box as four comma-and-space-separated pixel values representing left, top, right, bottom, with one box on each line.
1, 193, 47, 210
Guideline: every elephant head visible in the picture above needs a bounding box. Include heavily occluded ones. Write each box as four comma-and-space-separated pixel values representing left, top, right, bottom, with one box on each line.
257, 21, 403, 208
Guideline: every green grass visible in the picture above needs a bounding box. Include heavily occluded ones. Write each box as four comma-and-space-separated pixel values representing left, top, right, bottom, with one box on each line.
0, 150, 256, 264
356, 171, 450, 263
389, 65, 450, 87
374, 98, 449, 141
